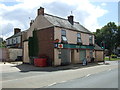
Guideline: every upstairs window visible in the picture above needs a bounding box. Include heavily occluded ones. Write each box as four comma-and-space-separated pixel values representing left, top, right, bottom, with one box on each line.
89, 35, 93, 45
8, 39, 10, 45
12, 39, 14, 44
61, 30, 67, 43
16, 38, 18, 44
61, 30, 66, 36
77, 33, 82, 44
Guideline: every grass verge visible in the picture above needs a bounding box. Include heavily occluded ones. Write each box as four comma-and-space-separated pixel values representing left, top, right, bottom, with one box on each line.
105, 57, 120, 61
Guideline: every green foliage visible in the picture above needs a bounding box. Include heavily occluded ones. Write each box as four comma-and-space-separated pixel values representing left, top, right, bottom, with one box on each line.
28, 30, 39, 57
0, 41, 6, 48
28, 37, 34, 56
111, 54, 117, 57
33, 30, 39, 57
94, 22, 118, 55
105, 57, 120, 61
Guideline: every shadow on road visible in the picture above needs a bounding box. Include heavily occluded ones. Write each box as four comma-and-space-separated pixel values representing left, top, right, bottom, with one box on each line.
11, 62, 103, 73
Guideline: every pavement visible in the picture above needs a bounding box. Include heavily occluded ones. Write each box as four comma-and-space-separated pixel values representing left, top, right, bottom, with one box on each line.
0, 60, 119, 73
0, 61, 109, 73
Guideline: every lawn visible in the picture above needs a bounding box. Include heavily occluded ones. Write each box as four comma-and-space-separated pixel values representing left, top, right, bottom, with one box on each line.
105, 57, 120, 61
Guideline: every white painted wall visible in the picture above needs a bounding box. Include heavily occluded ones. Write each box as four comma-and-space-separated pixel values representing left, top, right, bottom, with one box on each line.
23, 41, 30, 63
8, 48, 22, 61
6, 36, 21, 45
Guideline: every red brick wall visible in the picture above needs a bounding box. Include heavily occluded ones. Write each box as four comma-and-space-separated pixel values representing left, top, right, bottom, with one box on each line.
36, 27, 54, 62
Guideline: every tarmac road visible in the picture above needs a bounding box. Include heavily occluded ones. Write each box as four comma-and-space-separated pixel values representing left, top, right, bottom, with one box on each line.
1, 60, 119, 88
44, 68, 118, 88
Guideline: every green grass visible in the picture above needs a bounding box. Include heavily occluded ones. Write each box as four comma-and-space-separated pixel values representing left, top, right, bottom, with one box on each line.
105, 57, 120, 61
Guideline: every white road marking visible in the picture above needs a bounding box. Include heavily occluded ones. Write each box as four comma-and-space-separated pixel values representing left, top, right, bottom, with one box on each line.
47, 82, 57, 86
108, 69, 111, 71
60, 81, 67, 83
86, 74, 91, 77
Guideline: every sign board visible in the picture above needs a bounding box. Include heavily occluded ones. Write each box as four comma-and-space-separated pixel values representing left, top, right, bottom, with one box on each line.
55, 43, 94, 49
58, 44, 63, 48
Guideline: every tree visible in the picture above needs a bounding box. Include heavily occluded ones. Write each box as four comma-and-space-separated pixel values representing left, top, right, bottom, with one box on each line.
94, 22, 118, 60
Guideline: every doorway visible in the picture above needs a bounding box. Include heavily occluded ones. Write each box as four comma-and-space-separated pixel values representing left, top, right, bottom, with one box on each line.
71, 49, 74, 63
61, 49, 70, 65
80, 50, 86, 61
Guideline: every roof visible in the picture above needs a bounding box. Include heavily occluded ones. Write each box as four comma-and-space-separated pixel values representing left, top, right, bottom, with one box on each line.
44, 13, 92, 34
94, 44, 103, 51
6, 32, 22, 40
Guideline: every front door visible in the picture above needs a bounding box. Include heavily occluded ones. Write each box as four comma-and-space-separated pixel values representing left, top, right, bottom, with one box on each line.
80, 50, 86, 61
61, 49, 70, 65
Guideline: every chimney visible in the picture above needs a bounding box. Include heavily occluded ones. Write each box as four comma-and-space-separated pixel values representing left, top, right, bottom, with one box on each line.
30, 20, 34, 26
68, 15, 74, 25
14, 28, 21, 35
38, 7, 44, 16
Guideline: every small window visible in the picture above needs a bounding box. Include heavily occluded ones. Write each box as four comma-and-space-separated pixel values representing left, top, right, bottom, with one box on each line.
8, 40, 10, 45
77, 33, 81, 38
77, 38, 81, 42
58, 54, 61, 59
62, 36, 67, 41
89, 35, 93, 44
61, 30, 67, 43
77, 33, 82, 44
61, 30, 66, 36
12, 39, 14, 44
16, 38, 18, 43
14, 39, 16, 44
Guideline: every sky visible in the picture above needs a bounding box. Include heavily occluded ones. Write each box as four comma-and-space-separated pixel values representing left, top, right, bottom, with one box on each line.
0, 0, 119, 40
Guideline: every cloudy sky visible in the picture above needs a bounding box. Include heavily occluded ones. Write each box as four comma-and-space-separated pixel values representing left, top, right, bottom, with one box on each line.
0, 0, 118, 40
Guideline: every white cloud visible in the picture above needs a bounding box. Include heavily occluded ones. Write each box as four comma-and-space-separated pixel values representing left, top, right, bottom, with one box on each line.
101, 3, 107, 6
0, 0, 108, 40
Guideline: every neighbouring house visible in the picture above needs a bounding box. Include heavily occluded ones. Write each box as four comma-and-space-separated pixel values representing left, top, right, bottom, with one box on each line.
6, 28, 27, 48
23, 7, 103, 66
94, 44, 104, 62
5, 28, 27, 61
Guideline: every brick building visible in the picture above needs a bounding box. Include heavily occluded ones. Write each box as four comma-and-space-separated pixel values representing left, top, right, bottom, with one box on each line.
6, 28, 27, 48
23, 7, 103, 66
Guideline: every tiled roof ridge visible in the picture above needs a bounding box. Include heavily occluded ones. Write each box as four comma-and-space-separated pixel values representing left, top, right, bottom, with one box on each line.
44, 13, 80, 24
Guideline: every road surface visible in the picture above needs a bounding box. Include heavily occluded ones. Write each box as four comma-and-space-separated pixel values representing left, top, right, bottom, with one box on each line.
44, 68, 118, 88
0, 60, 119, 88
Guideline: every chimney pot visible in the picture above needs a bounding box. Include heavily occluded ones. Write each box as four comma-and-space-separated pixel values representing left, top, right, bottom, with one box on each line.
38, 7, 44, 16
14, 28, 21, 35
68, 15, 74, 25
30, 20, 34, 26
